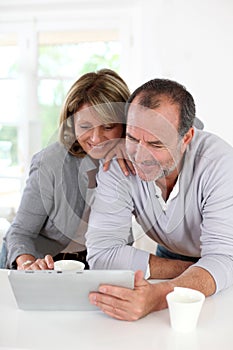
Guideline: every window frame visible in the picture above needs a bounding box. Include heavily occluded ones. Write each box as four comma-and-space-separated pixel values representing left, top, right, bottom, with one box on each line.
0, 4, 133, 211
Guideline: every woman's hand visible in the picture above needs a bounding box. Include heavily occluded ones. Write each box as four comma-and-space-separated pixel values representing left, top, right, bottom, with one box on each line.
103, 139, 135, 176
17, 255, 54, 270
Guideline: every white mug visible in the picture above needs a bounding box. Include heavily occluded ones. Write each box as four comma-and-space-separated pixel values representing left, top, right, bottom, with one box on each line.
166, 287, 205, 332
54, 260, 85, 271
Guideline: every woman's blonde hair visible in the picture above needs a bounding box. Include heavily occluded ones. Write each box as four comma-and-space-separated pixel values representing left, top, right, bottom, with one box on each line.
59, 68, 130, 157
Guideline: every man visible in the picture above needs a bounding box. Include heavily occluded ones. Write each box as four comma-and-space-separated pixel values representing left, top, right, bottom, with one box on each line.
86, 79, 233, 321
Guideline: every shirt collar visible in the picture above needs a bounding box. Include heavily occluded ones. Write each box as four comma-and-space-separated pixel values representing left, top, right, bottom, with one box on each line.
154, 175, 180, 211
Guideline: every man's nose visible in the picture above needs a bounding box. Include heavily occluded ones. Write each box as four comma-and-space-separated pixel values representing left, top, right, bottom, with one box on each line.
134, 143, 150, 163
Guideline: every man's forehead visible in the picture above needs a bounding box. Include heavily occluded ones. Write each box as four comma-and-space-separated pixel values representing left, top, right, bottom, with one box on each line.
127, 103, 179, 138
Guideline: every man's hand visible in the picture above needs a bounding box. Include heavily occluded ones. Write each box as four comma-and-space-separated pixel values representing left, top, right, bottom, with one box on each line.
89, 266, 216, 321
89, 270, 171, 321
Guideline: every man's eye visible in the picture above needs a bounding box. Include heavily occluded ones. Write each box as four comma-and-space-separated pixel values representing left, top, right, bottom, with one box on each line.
126, 135, 138, 143
150, 143, 165, 149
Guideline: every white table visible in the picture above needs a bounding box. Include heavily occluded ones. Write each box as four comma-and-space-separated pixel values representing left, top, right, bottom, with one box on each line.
0, 268, 232, 350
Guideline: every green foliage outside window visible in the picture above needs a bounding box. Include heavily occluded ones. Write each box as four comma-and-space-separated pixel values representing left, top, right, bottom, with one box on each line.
0, 125, 17, 166
0, 41, 121, 164
38, 41, 120, 147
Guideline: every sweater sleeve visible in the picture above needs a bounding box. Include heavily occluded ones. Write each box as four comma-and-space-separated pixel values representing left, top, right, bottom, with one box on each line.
86, 160, 150, 275
194, 152, 233, 293
4, 150, 54, 268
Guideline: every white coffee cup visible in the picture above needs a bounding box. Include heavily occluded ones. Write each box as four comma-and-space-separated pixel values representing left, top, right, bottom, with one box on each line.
166, 287, 205, 332
54, 260, 85, 271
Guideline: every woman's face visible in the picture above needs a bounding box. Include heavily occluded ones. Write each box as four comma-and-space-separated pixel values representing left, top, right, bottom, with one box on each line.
74, 104, 124, 159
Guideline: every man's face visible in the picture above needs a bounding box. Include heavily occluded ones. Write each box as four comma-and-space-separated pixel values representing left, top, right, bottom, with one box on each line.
126, 98, 185, 182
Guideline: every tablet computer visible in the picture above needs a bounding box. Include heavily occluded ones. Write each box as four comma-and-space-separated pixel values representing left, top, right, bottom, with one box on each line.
8, 269, 134, 311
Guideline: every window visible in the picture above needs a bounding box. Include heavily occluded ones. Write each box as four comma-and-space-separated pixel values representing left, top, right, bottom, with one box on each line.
38, 32, 121, 147
0, 28, 122, 215
0, 35, 21, 216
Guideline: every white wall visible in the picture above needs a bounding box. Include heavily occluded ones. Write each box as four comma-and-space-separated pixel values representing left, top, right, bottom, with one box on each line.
129, 0, 233, 146
0, 0, 233, 148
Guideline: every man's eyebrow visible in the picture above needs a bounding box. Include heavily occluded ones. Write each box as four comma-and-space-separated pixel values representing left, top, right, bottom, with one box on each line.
126, 132, 164, 145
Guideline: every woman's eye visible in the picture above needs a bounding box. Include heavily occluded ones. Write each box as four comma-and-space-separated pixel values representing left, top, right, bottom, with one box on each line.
103, 124, 115, 130
79, 124, 92, 130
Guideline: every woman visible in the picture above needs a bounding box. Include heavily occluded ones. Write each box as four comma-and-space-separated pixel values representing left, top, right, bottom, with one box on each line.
3, 68, 131, 270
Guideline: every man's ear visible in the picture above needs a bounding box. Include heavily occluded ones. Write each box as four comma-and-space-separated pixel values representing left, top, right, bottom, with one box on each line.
181, 127, 194, 152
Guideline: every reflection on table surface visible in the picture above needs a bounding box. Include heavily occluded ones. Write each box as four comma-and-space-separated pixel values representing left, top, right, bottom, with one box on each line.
0, 269, 233, 350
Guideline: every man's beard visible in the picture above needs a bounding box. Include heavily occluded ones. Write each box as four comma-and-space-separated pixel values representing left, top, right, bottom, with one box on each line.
127, 148, 182, 182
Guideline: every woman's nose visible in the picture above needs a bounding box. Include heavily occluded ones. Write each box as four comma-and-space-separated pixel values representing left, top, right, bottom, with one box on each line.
89, 127, 102, 144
